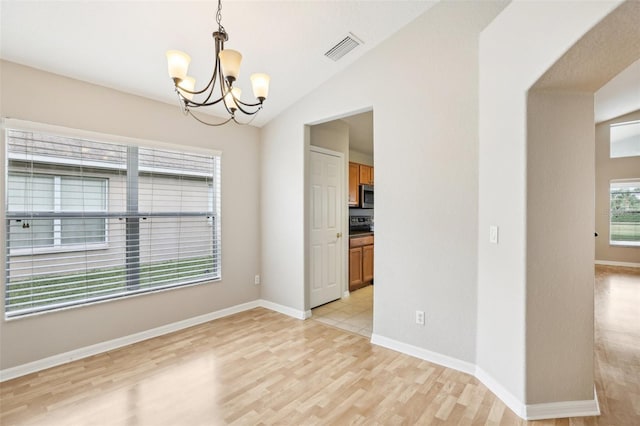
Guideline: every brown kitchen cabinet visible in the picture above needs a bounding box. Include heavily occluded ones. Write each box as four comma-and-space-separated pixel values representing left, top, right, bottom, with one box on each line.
349, 248, 363, 286
359, 164, 373, 185
349, 162, 374, 207
349, 235, 374, 291
348, 162, 360, 207
362, 244, 374, 282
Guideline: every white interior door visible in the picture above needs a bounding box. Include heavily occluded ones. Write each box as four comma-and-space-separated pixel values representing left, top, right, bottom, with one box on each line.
309, 148, 344, 308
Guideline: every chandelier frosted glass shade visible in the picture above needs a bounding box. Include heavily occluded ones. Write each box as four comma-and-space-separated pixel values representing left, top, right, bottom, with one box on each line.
250, 73, 270, 100
166, 50, 191, 81
165, 0, 270, 126
218, 49, 242, 83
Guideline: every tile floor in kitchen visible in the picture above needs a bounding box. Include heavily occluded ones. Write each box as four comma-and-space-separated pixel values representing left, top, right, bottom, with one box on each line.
310, 284, 373, 338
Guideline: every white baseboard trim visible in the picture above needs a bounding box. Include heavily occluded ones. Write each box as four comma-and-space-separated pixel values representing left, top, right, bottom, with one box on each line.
525, 386, 600, 420
474, 366, 526, 419
370, 338, 601, 421
473, 367, 601, 420
258, 299, 308, 320
370, 333, 476, 376
595, 260, 640, 268
0, 300, 261, 382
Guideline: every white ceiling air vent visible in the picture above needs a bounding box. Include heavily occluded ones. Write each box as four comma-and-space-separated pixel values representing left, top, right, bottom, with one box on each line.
324, 32, 363, 61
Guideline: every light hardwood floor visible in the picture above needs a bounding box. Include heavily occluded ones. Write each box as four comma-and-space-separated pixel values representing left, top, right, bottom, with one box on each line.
593, 265, 640, 426
0, 266, 638, 425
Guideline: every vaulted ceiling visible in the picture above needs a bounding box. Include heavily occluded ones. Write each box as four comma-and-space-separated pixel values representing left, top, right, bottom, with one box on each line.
1, 0, 637, 132
0, 0, 437, 127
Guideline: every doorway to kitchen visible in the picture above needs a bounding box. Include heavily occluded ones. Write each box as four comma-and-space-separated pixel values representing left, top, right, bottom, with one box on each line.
308, 110, 374, 338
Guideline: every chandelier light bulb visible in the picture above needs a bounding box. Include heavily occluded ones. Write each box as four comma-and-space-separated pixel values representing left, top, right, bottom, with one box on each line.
250, 73, 270, 101
166, 50, 191, 81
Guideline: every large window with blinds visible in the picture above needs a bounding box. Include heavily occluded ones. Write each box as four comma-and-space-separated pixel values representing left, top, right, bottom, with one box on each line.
4, 127, 221, 318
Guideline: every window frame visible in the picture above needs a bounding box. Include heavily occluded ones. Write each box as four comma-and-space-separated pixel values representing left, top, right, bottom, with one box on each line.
610, 119, 640, 159
2, 119, 222, 319
609, 179, 640, 247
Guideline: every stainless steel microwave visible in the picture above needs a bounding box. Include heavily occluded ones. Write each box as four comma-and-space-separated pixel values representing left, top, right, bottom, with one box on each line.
360, 184, 374, 209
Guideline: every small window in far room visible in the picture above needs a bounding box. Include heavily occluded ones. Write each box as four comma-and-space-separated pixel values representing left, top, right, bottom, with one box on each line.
610, 120, 640, 158
610, 180, 640, 246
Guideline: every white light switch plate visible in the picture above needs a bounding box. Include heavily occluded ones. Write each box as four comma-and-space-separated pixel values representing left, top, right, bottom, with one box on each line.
489, 225, 499, 244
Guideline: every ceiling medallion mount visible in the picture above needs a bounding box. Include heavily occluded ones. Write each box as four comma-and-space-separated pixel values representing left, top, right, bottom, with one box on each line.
166, 0, 270, 126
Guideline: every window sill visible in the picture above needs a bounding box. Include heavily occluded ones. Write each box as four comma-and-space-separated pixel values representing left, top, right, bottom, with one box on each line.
9, 243, 109, 257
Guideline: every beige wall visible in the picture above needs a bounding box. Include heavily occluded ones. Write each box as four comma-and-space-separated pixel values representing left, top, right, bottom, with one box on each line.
526, 90, 595, 403
310, 121, 349, 156
261, 0, 508, 367
348, 150, 373, 166
0, 60, 261, 369
477, 0, 622, 407
595, 110, 640, 264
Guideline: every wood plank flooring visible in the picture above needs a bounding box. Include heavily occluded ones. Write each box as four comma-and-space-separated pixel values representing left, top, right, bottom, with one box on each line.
0, 266, 638, 425
593, 266, 640, 426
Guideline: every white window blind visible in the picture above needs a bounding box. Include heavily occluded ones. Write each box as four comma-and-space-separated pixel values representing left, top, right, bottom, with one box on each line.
4, 128, 221, 318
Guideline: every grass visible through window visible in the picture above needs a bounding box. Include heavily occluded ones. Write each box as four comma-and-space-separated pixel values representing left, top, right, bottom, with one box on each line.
6, 256, 215, 313
610, 222, 640, 242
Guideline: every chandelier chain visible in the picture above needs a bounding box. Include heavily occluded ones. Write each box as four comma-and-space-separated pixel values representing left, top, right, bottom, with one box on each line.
216, 0, 225, 33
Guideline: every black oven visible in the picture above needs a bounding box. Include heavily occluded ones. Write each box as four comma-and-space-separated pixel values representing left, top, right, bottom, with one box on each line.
360, 184, 374, 209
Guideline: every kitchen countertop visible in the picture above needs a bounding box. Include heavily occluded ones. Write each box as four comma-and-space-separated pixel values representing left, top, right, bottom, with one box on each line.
349, 231, 374, 237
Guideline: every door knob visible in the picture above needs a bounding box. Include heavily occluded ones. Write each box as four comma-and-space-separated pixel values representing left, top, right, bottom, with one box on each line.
337, 232, 342, 238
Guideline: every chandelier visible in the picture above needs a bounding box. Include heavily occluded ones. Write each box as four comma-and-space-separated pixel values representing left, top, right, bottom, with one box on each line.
166, 0, 270, 126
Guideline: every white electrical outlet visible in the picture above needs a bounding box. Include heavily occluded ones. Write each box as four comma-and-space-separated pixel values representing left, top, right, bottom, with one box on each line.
415, 310, 425, 325
489, 225, 499, 244
254, 274, 260, 285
